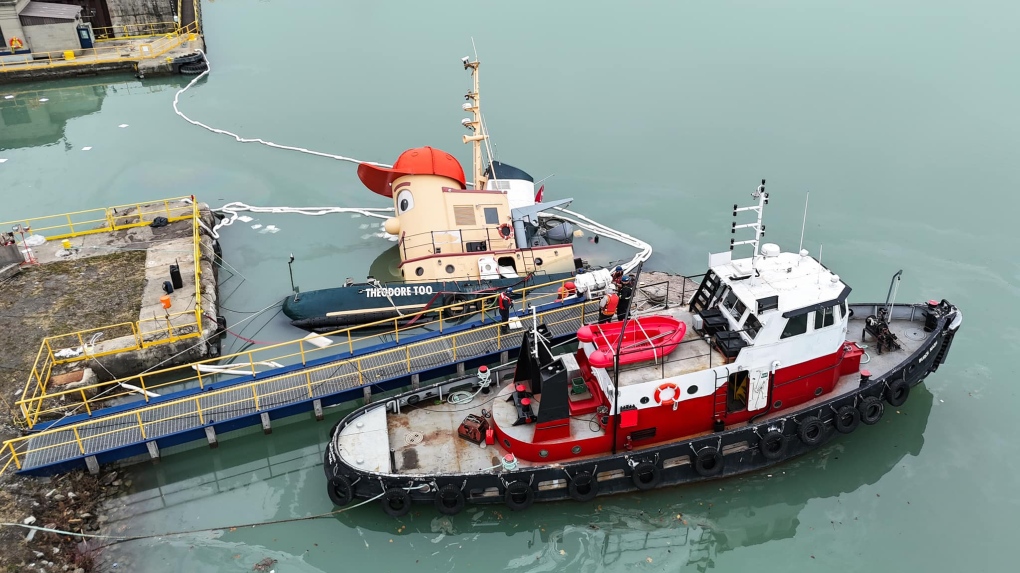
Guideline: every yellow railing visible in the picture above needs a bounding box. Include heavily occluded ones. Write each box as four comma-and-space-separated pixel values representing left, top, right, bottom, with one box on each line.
0, 196, 194, 242
17, 275, 575, 427
0, 21, 200, 73
0, 300, 590, 476
16, 198, 206, 427
93, 21, 180, 41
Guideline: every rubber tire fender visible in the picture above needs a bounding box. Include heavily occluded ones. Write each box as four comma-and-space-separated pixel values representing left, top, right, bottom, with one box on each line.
859, 396, 885, 425
568, 471, 599, 502
694, 447, 723, 477
834, 404, 861, 434
381, 487, 412, 518
886, 379, 910, 407
434, 484, 466, 516
504, 481, 534, 511
797, 416, 825, 446
631, 462, 661, 491
758, 430, 787, 461
327, 475, 353, 507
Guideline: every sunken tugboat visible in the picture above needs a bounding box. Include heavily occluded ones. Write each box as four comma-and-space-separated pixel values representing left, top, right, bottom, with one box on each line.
283, 56, 580, 330
324, 181, 962, 516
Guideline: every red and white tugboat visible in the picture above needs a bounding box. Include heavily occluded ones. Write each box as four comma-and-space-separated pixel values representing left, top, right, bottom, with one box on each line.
324, 181, 963, 516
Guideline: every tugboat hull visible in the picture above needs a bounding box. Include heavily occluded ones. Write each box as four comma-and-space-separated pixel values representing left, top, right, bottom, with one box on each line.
323, 301, 960, 513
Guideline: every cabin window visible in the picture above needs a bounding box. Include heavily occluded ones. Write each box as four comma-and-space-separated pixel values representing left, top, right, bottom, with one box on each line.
815, 305, 836, 329
733, 299, 747, 319
840, 300, 848, 319
744, 314, 762, 339
781, 314, 809, 339
483, 207, 499, 225
723, 290, 738, 310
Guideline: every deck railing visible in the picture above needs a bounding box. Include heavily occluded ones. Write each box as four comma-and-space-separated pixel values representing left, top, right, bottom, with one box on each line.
16, 274, 574, 427
0, 299, 591, 476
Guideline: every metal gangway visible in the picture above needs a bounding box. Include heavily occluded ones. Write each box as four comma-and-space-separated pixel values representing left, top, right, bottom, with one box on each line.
1, 281, 598, 476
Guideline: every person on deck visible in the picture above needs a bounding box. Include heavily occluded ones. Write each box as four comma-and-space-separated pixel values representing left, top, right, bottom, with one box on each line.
557, 281, 576, 301
616, 275, 634, 320
611, 266, 624, 286
498, 288, 514, 333
599, 287, 619, 324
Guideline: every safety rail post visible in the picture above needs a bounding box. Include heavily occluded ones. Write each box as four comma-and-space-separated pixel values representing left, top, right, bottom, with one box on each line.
249, 352, 257, 378
406, 347, 411, 372
305, 371, 314, 398
394, 318, 400, 343
66, 213, 75, 235
80, 389, 92, 416
136, 412, 147, 439
195, 367, 204, 390
357, 359, 363, 386
452, 334, 458, 360
252, 386, 260, 411
163, 199, 172, 220
347, 331, 354, 355
8, 443, 21, 470
195, 398, 204, 424
439, 309, 444, 333
139, 375, 150, 402
299, 340, 307, 366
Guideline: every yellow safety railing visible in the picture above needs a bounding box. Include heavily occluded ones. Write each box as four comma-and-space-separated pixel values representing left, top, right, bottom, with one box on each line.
17, 275, 577, 427
16, 198, 206, 427
0, 21, 200, 73
0, 300, 590, 476
93, 21, 180, 41
0, 196, 194, 242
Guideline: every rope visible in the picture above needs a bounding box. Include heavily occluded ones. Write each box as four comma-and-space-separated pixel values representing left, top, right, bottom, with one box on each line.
0, 488, 389, 547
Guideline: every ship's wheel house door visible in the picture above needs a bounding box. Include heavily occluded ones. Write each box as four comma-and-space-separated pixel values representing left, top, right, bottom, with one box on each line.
726, 370, 749, 412
747, 368, 770, 412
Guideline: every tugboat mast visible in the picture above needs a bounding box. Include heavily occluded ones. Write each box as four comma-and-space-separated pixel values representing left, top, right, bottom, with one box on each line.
461, 56, 488, 190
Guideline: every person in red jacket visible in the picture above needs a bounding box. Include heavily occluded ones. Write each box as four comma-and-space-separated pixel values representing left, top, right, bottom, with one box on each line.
599, 288, 619, 324
498, 288, 514, 332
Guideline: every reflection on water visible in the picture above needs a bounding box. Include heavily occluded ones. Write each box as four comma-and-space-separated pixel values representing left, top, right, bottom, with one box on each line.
104, 385, 932, 572
0, 77, 186, 151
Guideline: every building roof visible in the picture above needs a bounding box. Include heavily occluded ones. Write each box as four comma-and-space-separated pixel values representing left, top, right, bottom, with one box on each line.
19, 1, 82, 20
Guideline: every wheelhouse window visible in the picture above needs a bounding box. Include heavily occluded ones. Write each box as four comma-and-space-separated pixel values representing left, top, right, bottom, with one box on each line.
744, 314, 762, 339
733, 299, 748, 320
815, 305, 837, 329
483, 207, 500, 225
781, 314, 808, 339
723, 290, 738, 311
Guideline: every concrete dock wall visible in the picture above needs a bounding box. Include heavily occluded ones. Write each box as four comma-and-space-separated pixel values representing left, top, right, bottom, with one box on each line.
108, 0, 176, 29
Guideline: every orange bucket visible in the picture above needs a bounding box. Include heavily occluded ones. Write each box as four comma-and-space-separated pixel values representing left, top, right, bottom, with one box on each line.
160, 295, 171, 309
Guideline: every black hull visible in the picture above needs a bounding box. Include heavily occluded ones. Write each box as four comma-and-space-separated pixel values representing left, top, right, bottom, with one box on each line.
285, 272, 573, 330
324, 301, 960, 513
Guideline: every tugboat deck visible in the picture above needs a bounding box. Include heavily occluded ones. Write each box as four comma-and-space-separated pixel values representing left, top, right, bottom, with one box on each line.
365, 303, 932, 478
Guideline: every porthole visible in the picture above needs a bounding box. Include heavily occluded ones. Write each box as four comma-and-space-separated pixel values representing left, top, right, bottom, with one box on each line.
415, 267, 424, 277
539, 450, 549, 458
535, 258, 544, 266
814, 387, 823, 396
503, 439, 511, 448
445, 264, 456, 274
640, 396, 649, 404
773, 400, 783, 409
687, 385, 698, 395
571, 445, 582, 455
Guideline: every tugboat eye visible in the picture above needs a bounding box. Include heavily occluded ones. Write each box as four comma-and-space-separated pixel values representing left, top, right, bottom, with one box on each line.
396, 190, 414, 214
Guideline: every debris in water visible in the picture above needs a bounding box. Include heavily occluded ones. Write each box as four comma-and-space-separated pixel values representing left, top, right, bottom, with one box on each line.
251, 224, 263, 230
39, 98, 49, 102
0, 159, 8, 163
253, 557, 277, 571
82, 147, 92, 151
119, 124, 129, 128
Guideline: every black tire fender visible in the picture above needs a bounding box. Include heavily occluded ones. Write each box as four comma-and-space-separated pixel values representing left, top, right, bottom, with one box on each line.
694, 447, 723, 477
327, 475, 353, 507
434, 484, 466, 516
886, 379, 910, 407
835, 404, 861, 434
631, 462, 660, 491
758, 430, 787, 461
381, 487, 412, 517
797, 416, 825, 446
859, 396, 884, 425
505, 481, 534, 511
568, 471, 599, 502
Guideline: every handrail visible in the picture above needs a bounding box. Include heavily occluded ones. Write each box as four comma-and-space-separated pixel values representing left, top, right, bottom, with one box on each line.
0, 301, 592, 476
92, 21, 179, 41
17, 273, 575, 425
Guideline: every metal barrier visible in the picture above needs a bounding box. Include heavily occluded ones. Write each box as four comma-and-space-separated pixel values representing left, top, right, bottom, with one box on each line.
0, 299, 590, 475
93, 21, 179, 41
0, 21, 200, 73
16, 274, 574, 427
16, 198, 206, 428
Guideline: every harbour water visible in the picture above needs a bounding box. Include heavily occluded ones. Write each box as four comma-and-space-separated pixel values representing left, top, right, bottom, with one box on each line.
1, 1, 1016, 570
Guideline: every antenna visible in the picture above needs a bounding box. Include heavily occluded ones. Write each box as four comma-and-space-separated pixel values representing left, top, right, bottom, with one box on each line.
730, 179, 769, 259
460, 52, 487, 190
798, 192, 810, 253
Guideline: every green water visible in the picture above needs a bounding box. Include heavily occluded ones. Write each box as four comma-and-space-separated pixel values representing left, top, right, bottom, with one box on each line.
2, 0, 1016, 570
